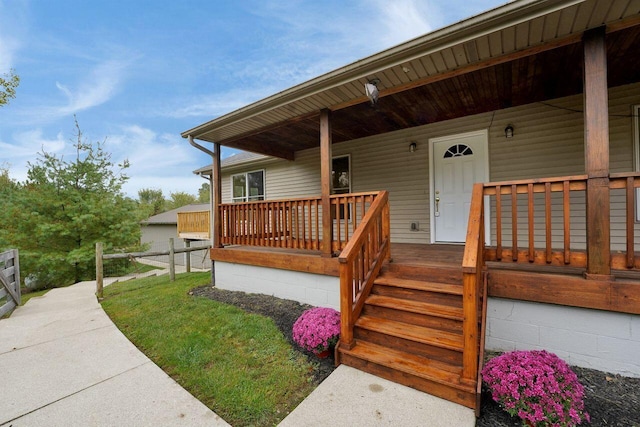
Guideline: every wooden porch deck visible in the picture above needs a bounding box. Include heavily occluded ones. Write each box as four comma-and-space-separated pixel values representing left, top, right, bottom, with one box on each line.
211, 242, 640, 316
389, 243, 464, 268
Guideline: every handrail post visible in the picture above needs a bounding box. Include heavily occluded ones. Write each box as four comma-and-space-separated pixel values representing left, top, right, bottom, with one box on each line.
461, 183, 484, 383
339, 260, 354, 349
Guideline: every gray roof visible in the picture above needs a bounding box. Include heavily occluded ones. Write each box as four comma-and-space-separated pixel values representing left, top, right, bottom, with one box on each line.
141, 203, 209, 225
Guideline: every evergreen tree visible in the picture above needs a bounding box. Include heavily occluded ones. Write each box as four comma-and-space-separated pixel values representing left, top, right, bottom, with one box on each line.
1, 119, 143, 288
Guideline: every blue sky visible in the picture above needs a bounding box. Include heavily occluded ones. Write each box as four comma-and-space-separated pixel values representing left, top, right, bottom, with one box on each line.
0, 0, 507, 198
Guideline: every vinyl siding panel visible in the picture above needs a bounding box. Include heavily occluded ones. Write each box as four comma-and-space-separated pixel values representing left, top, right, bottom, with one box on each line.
220, 82, 640, 249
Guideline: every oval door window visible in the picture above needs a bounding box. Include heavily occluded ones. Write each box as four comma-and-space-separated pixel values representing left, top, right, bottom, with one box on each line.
443, 144, 473, 158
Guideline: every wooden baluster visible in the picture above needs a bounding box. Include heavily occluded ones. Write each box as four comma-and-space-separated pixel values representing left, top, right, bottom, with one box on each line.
228, 206, 232, 244
262, 203, 267, 246
334, 198, 340, 252
563, 181, 571, 264
496, 185, 502, 261
243, 204, 248, 245
264, 203, 270, 246
345, 196, 353, 247
315, 200, 320, 250
274, 202, 278, 247
230, 206, 235, 245
238, 204, 243, 245
383, 200, 391, 261
545, 182, 552, 264
304, 200, 310, 249
250, 204, 255, 246
528, 183, 534, 262
627, 177, 635, 268
299, 201, 303, 249
286, 201, 291, 248
278, 201, 284, 248
511, 184, 518, 262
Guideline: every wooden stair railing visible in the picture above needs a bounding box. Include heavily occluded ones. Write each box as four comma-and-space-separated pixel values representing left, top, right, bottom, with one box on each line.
337, 191, 391, 350
461, 183, 485, 386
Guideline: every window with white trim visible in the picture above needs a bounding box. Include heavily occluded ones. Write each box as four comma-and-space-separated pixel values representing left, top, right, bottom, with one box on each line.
332, 155, 351, 220
332, 155, 351, 194
232, 170, 265, 202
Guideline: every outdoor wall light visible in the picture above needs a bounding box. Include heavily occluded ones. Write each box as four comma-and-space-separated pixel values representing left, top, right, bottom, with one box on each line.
364, 79, 380, 106
505, 124, 514, 138
409, 141, 417, 152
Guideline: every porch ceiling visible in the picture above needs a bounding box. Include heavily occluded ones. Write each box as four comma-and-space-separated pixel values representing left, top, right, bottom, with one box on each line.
182, 0, 640, 160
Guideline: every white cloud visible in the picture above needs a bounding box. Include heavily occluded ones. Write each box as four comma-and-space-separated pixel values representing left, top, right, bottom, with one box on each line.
160, 86, 276, 119
0, 0, 27, 73
0, 128, 67, 183
368, 0, 436, 46
53, 59, 126, 116
107, 124, 206, 197
161, 0, 439, 120
0, 129, 66, 158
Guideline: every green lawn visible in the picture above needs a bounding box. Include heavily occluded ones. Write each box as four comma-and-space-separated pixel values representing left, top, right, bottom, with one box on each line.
100, 272, 316, 426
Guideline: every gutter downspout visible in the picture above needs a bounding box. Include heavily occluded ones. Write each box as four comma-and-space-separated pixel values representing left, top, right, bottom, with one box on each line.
187, 135, 217, 286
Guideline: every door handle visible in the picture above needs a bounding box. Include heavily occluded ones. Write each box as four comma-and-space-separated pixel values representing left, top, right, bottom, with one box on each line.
435, 193, 440, 216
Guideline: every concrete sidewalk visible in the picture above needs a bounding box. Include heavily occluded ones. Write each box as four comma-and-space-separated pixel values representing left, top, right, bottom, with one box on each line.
0, 279, 228, 427
1, 275, 476, 427
279, 365, 476, 427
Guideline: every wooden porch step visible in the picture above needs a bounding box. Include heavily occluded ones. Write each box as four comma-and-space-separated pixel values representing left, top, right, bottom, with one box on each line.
385, 263, 463, 284
365, 294, 463, 321
355, 315, 463, 352
374, 275, 463, 295
339, 340, 476, 408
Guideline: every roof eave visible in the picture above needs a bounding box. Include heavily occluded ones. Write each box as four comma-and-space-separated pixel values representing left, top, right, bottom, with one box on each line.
180, 0, 585, 141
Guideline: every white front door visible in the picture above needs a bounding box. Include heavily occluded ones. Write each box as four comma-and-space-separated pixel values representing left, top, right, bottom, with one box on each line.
431, 130, 488, 243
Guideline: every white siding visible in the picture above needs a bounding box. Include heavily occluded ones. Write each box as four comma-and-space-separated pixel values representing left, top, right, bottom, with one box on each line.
220, 82, 640, 247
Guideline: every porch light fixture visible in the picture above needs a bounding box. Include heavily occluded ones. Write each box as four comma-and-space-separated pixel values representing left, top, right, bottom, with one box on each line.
364, 79, 379, 106
409, 141, 417, 152
505, 124, 514, 138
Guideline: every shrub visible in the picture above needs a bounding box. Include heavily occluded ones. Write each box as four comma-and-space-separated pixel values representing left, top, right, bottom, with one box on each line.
292, 307, 340, 354
482, 350, 590, 426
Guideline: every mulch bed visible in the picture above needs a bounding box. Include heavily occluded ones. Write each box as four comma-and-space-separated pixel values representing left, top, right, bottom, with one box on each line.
190, 285, 640, 426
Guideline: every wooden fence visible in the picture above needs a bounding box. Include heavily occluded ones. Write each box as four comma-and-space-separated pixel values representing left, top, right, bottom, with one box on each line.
95, 239, 211, 299
0, 249, 21, 317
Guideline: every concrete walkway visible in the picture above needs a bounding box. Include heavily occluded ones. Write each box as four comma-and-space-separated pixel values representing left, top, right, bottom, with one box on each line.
280, 365, 476, 426
0, 279, 228, 427
1, 273, 475, 427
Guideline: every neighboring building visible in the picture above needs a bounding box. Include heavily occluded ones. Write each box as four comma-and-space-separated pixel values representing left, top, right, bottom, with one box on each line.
141, 204, 211, 269
181, 0, 640, 411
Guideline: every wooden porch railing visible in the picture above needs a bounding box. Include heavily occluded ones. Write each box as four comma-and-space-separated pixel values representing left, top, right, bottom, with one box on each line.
481, 172, 640, 271
483, 175, 588, 267
462, 172, 640, 383
338, 191, 390, 350
609, 172, 640, 269
219, 192, 380, 252
177, 210, 210, 239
